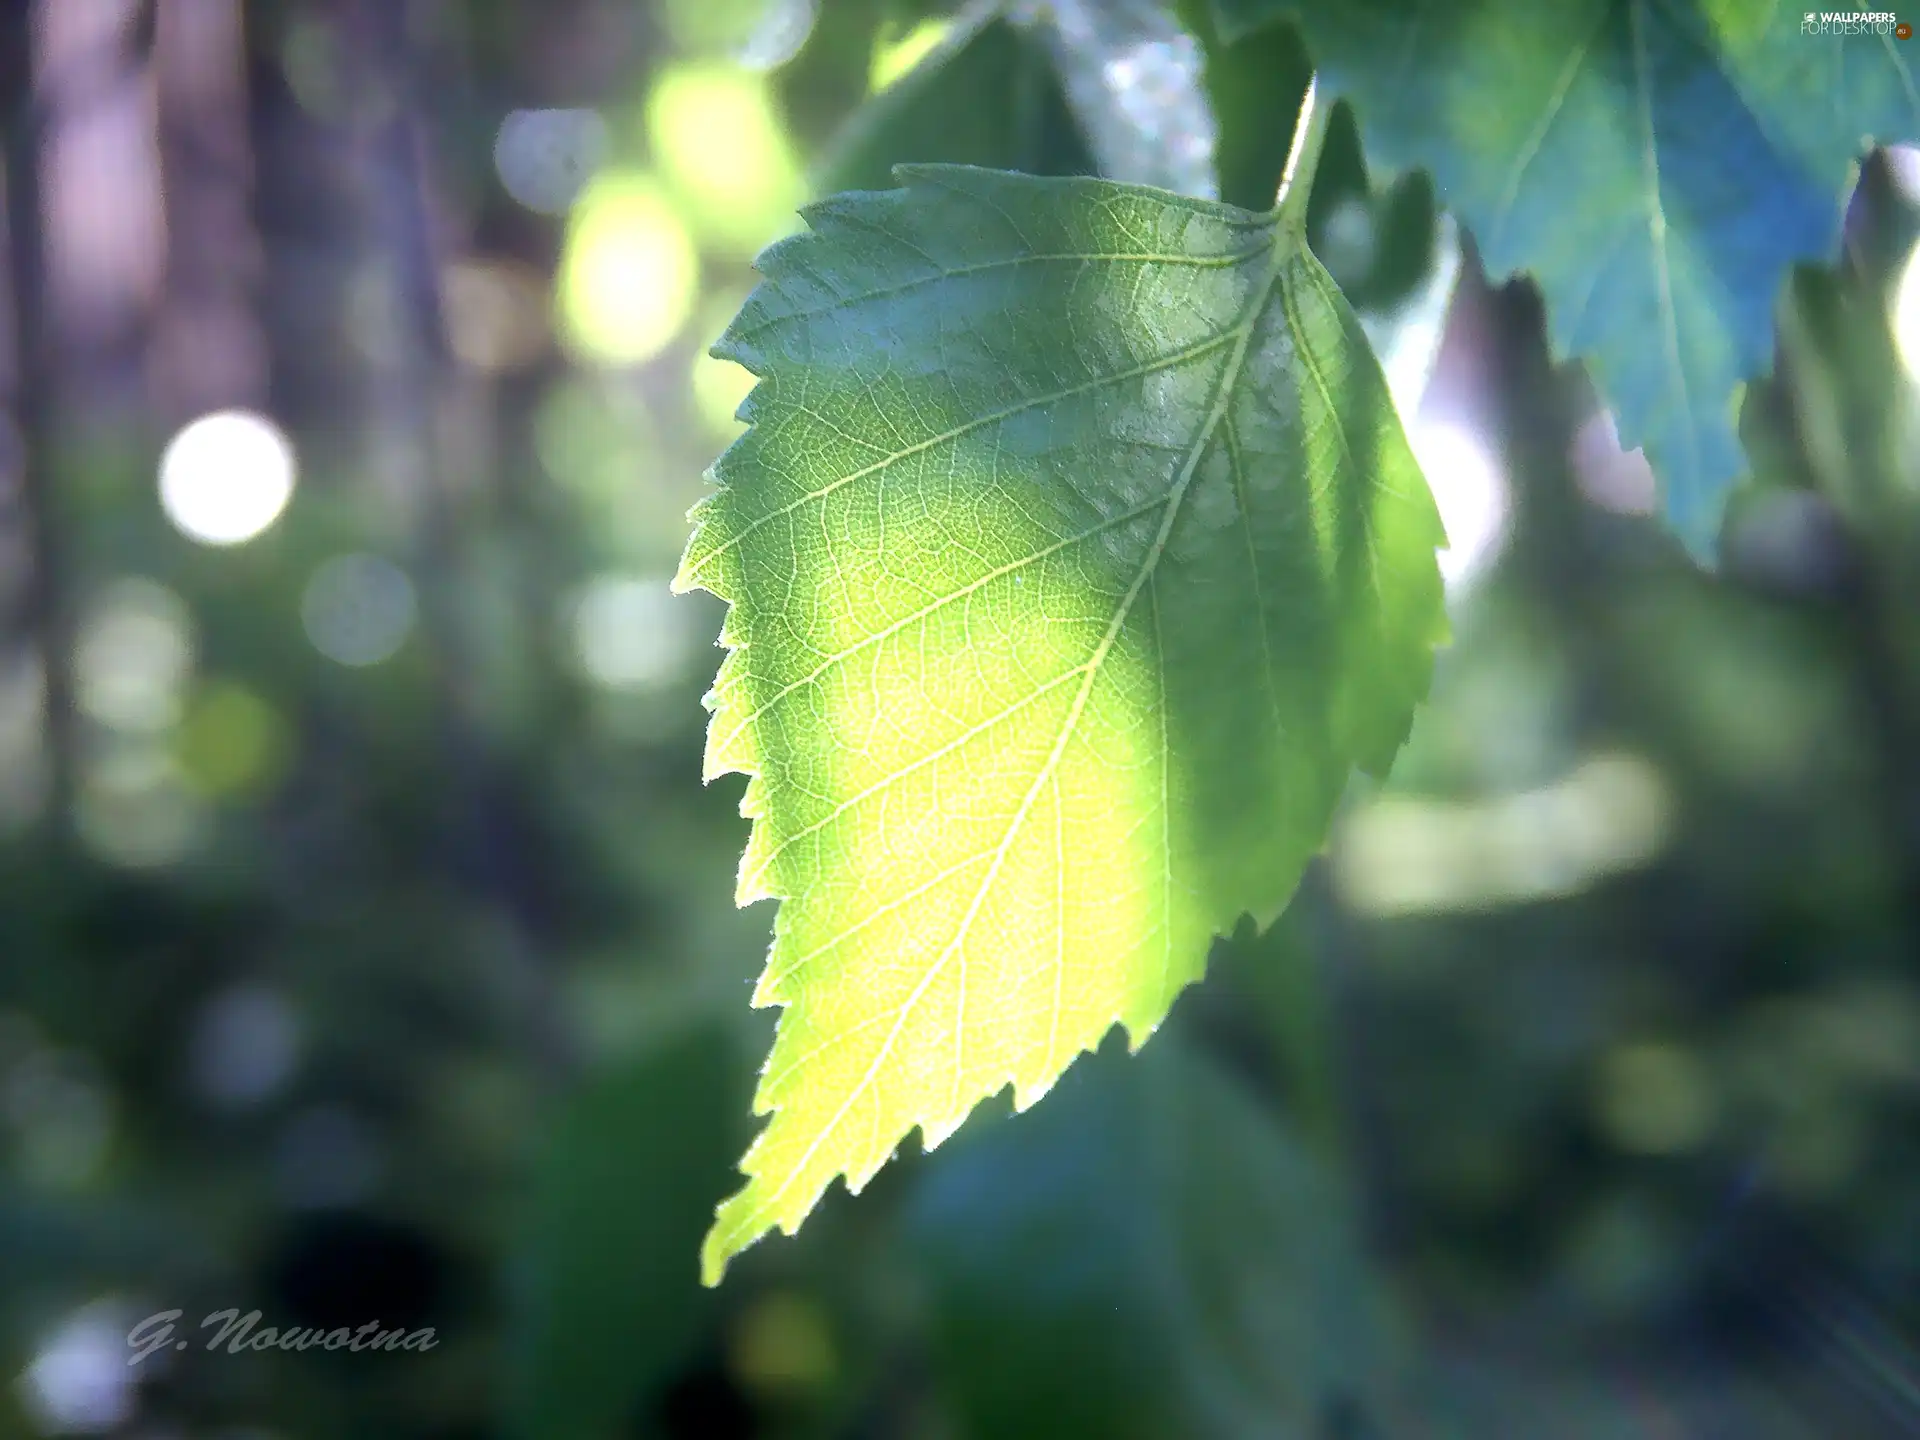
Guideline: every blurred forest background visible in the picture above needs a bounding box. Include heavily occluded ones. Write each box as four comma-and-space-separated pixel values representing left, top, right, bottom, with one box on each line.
1, 1, 1919, 1437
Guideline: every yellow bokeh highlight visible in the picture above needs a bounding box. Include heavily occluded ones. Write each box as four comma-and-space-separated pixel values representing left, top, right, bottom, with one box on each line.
691, 291, 756, 440
175, 681, 290, 801
729, 1290, 836, 1393
871, 18, 951, 92
692, 351, 756, 440
659, 0, 765, 54
555, 172, 699, 367
646, 63, 802, 255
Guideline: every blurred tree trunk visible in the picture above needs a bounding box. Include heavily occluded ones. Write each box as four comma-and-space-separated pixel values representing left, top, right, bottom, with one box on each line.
150, 0, 266, 423
35, 0, 161, 420
341, 0, 571, 1085
0, 4, 71, 837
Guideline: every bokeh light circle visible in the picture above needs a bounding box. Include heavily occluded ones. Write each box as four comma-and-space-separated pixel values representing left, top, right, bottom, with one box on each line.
301, 554, 418, 668
493, 107, 607, 214
569, 574, 694, 690
158, 410, 297, 547
555, 173, 699, 366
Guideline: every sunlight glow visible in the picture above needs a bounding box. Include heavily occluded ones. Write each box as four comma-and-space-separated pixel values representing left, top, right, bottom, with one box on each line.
1408, 420, 1509, 592
158, 410, 297, 547
871, 19, 950, 91
1894, 234, 1920, 387
646, 64, 802, 254
1888, 144, 1920, 204
1333, 752, 1672, 915
556, 173, 698, 366
1360, 213, 1460, 423
692, 348, 756, 439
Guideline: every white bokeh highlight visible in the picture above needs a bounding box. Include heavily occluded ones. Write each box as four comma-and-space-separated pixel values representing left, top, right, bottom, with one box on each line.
158, 410, 297, 547
18, 1301, 136, 1434
1410, 420, 1510, 593
493, 108, 607, 214
570, 574, 694, 690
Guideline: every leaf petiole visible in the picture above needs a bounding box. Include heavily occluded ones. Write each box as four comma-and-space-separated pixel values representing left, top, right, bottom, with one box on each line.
1273, 73, 1330, 230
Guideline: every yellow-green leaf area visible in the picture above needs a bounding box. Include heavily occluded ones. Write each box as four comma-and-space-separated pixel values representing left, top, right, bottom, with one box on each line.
675, 165, 1447, 1284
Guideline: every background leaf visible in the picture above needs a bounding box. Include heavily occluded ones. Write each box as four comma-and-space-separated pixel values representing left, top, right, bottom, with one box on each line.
1214, 0, 1920, 558
505, 1026, 747, 1440
815, 10, 1096, 194
676, 163, 1448, 1280
817, 0, 1217, 202
905, 1023, 1403, 1438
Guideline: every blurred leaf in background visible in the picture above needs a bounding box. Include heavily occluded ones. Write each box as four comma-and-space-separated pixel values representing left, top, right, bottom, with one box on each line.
906, 1026, 1403, 1439
507, 1023, 747, 1440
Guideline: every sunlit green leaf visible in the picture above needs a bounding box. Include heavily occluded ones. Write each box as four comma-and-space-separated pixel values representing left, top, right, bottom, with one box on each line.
676, 163, 1448, 1282
1215, 0, 1920, 557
